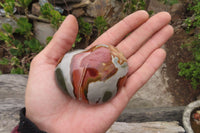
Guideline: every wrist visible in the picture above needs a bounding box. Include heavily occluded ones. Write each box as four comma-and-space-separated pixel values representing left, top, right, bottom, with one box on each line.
25, 108, 60, 133
19, 108, 47, 133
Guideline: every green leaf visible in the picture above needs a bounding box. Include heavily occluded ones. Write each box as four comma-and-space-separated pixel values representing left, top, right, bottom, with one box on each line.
15, 17, 32, 35
40, 3, 54, 19
0, 58, 9, 65
13, 39, 22, 47
168, 0, 179, 6
123, 0, 146, 14
76, 34, 82, 43
1, 0, 15, 15
2, 23, 13, 33
11, 56, 20, 66
46, 36, 53, 44
40, 3, 65, 29
26, 63, 30, 69
50, 10, 62, 28
0, 32, 9, 41
24, 38, 43, 53
9, 48, 18, 56
18, 0, 32, 8
11, 67, 24, 74
94, 16, 108, 35
73, 34, 82, 48
12, 40, 24, 56
179, 61, 200, 89
5, 0, 15, 3
0, 2, 4, 7
61, 16, 66, 21
73, 33, 82, 47
78, 18, 93, 36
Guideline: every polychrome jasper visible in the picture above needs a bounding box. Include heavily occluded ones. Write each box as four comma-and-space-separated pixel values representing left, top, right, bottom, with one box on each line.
55, 44, 128, 104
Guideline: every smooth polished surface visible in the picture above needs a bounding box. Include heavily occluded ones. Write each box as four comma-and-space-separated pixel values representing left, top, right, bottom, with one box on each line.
55, 44, 128, 104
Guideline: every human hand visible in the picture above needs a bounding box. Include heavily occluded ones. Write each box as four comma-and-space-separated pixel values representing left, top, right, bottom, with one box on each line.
25, 10, 173, 133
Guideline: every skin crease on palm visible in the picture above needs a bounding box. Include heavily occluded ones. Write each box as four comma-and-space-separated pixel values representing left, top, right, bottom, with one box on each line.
25, 10, 174, 133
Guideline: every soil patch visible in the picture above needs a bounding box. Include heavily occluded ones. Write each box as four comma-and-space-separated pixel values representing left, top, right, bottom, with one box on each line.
147, 0, 200, 106
165, 19, 200, 106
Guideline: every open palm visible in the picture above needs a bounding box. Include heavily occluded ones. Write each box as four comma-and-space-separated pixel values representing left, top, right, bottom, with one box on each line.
25, 11, 173, 133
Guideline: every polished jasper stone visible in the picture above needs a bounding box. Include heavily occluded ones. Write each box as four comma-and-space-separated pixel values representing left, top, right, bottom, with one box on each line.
55, 44, 128, 104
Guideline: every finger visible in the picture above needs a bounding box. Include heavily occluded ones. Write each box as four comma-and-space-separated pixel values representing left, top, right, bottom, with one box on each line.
40, 15, 78, 64
117, 12, 171, 58
124, 48, 166, 99
88, 10, 149, 49
127, 25, 174, 75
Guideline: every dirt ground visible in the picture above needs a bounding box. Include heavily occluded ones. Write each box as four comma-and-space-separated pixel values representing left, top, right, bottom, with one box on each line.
165, 10, 200, 106
146, 0, 200, 106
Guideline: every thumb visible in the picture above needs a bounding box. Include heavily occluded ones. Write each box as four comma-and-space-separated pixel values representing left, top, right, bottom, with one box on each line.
40, 15, 78, 65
